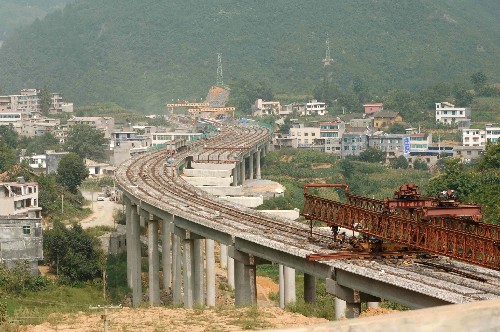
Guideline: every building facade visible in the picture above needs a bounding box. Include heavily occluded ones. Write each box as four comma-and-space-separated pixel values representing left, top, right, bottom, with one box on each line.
435, 102, 471, 125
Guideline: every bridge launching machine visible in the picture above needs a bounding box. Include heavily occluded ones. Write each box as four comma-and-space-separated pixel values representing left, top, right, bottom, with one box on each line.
301, 183, 500, 271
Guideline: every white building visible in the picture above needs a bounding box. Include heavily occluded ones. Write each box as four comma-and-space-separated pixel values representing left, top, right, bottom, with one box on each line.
462, 124, 500, 147
0, 179, 41, 218
289, 124, 320, 147
0, 112, 22, 125
435, 102, 471, 125
306, 100, 327, 116
251, 99, 281, 117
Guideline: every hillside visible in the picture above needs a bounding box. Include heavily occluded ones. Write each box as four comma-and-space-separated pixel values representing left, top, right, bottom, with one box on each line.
0, 0, 73, 45
0, 0, 499, 113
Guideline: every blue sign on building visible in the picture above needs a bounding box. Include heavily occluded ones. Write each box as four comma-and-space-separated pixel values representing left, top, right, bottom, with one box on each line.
403, 137, 411, 154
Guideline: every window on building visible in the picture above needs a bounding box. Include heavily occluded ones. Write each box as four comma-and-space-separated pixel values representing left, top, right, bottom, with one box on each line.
467, 151, 472, 155
23, 226, 31, 235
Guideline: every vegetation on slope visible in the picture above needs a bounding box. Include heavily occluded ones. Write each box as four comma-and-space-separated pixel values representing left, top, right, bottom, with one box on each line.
0, 0, 498, 112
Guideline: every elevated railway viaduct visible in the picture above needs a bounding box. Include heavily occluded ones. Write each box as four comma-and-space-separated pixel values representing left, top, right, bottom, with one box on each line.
116, 124, 500, 319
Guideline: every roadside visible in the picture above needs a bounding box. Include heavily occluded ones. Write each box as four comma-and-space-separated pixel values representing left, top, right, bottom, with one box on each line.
80, 190, 121, 229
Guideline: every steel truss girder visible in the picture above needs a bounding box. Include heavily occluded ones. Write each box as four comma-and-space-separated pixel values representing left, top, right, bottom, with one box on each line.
302, 194, 500, 271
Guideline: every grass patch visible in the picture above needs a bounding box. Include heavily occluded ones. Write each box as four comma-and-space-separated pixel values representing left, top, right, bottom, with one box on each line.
228, 306, 271, 330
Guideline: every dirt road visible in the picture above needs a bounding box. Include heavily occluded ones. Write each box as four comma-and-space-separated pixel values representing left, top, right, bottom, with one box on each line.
80, 191, 122, 229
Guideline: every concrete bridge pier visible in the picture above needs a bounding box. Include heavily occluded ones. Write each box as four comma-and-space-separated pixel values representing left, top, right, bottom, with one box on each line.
249, 152, 254, 180
240, 159, 246, 185
172, 229, 182, 305
206, 239, 216, 307
279, 265, 296, 308
125, 199, 141, 307
219, 243, 228, 269
175, 227, 195, 308
326, 278, 381, 319
255, 149, 261, 179
227, 257, 235, 289
304, 273, 316, 305
147, 217, 160, 306
229, 247, 256, 307
193, 236, 205, 307
232, 166, 238, 186
161, 218, 172, 291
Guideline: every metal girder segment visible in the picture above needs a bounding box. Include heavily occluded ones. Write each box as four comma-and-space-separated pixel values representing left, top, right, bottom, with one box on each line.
335, 269, 451, 309
234, 238, 332, 279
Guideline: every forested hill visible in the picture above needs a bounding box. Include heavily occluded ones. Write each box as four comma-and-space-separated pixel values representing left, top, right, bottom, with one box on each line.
0, 0, 73, 43
0, 0, 499, 113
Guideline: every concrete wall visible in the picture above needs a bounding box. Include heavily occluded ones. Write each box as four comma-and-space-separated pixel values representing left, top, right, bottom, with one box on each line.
271, 298, 500, 332
182, 176, 233, 187
219, 196, 263, 208
183, 168, 232, 177
259, 209, 300, 220
46, 151, 68, 174
191, 162, 235, 171
196, 186, 243, 196
0, 218, 43, 275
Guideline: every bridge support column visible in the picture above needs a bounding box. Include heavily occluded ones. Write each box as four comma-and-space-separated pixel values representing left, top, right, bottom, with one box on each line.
220, 243, 228, 269
283, 266, 296, 305
126, 200, 141, 307
172, 231, 182, 305
279, 265, 284, 308
326, 278, 380, 319
206, 239, 216, 307
227, 257, 235, 289
255, 150, 261, 180
335, 298, 347, 320
161, 217, 172, 291
232, 166, 238, 186
249, 152, 254, 180
229, 247, 256, 307
181, 233, 194, 308
304, 273, 316, 305
240, 159, 246, 184
193, 237, 205, 306
148, 218, 160, 306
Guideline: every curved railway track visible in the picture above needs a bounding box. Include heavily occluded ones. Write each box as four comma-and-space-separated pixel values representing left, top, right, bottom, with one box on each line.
116, 124, 500, 302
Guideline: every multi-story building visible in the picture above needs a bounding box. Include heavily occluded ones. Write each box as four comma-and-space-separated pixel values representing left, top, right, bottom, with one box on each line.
453, 146, 484, 163
462, 128, 485, 147
20, 154, 47, 174
485, 124, 500, 144
251, 99, 282, 117
462, 124, 499, 147
341, 131, 369, 158
409, 133, 432, 152
0, 112, 22, 126
67, 116, 115, 139
316, 121, 345, 154
435, 102, 471, 125
0, 179, 41, 219
289, 124, 320, 147
18, 118, 60, 137
363, 103, 384, 115
372, 111, 403, 129
305, 100, 327, 116
0, 178, 43, 275
368, 133, 407, 159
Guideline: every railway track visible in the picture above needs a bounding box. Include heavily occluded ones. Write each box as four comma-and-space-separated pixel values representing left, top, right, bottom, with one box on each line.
116, 123, 500, 301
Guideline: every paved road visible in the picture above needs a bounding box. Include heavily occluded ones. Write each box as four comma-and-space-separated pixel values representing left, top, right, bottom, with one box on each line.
80, 190, 121, 229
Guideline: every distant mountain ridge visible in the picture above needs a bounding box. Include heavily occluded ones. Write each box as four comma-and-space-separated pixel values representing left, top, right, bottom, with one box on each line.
0, 0, 498, 113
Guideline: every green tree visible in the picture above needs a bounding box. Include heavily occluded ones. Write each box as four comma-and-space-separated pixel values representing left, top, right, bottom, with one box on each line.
37, 173, 63, 216
228, 79, 274, 114
413, 159, 429, 171
39, 85, 52, 115
24, 132, 60, 155
0, 124, 19, 149
358, 147, 386, 163
386, 122, 407, 134
476, 141, 500, 171
453, 84, 474, 107
64, 124, 109, 161
57, 153, 89, 193
0, 140, 16, 172
43, 221, 103, 283
470, 72, 487, 93
390, 155, 409, 169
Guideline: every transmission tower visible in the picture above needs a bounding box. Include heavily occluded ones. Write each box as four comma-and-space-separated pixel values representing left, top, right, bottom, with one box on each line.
217, 52, 224, 86
322, 34, 333, 66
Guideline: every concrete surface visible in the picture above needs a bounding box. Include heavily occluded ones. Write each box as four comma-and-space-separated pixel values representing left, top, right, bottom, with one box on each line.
269, 298, 500, 332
